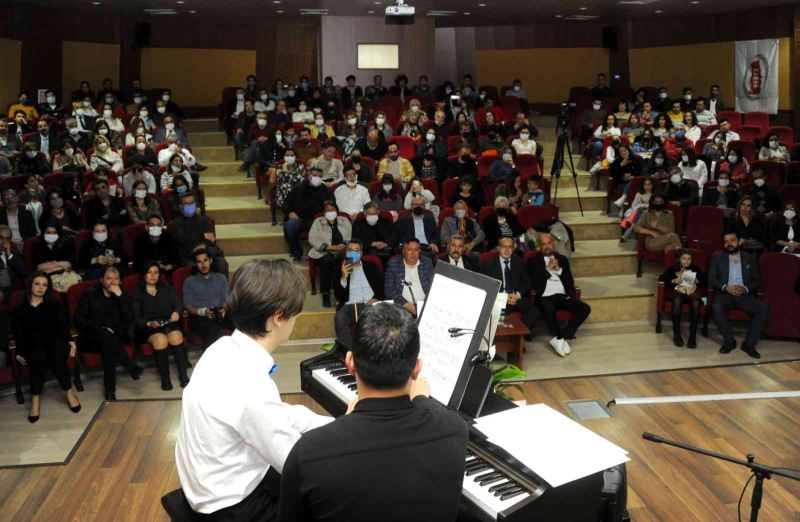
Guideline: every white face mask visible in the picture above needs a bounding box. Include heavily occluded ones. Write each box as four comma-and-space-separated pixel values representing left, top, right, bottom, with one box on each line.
288, 90, 296, 97
260, 94, 268, 101
148, 226, 163, 237
753, 178, 765, 187
136, 142, 146, 152
670, 174, 682, 184
654, 157, 664, 166
502, 153, 513, 162
347, 118, 357, 126
592, 103, 601, 111
455, 209, 466, 219
275, 134, 283, 143
162, 94, 170, 102
96, 143, 108, 152
346, 179, 358, 188
315, 119, 325, 126
681, 155, 689, 163
25, 150, 36, 159
133, 97, 142, 105
284, 155, 296, 165
769, 140, 779, 149
519, 133, 529, 140
165, 122, 175, 131
46, 96, 56, 104
257, 118, 267, 127
44, 233, 59, 244
103, 110, 112, 118
659, 92, 667, 99
93, 232, 108, 242
727, 155, 737, 164
171, 164, 181, 173
366, 214, 379, 225
684, 94, 692, 101
324, 211, 337, 221
355, 106, 363, 113
410, 106, 419, 113
156, 106, 166, 114
718, 178, 730, 187
784, 210, 796, 220
108, 185, 117, 196
68, 127, 79, 136
83, 101, 92, 107
382, 183, 393, 192
64, 148, 74, 157
375, 117, 385, 125
98, 128, 109, 136
309, 176, 323, 187
134, 189, 147, 199
426, 133, 436, 142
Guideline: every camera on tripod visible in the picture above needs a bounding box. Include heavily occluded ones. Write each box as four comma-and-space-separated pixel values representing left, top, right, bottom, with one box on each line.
557, 102, 572, 133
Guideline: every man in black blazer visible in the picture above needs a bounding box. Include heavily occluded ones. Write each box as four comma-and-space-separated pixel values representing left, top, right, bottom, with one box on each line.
528, 233, 591, 357
340, 75, 363, 110
279, 303, 468, 522
31, 119, 61, 160
0, 190, 38, 247
440, 234, 478, 271
333, 240, 385, 350
708, 232, 768, 358
396, 197, 439, 255
480, 237, 538, 339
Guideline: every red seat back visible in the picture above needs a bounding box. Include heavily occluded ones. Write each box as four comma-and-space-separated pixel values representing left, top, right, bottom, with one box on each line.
717, 111, 742, 128
478, 251, 499, 267
171, 265, 194, 298
778, 184, 800, 203
66, 279, 99, 321
686, 206, 725, 260
727, 140, 756, 163
743, 112, 769, 133
121, 222, 146, 260
765, 125, 794, 145
736, 125, 762, 142
517, 204, 559, 230
441, 178, 461, 208
759, 252, 800, 339
392, 136, 416, 161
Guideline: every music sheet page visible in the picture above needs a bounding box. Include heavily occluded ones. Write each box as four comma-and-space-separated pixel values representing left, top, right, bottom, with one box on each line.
417, 275, 487, 404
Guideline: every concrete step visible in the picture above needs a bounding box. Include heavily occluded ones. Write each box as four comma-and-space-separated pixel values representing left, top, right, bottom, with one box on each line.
570, 239, 637, 277
183, 118, 219, 134
193, 145, 236, 162
553, 187, 606, 212
203, 161, 243, 177
577, 274, 656, 323
202, 177, 255, 198
560, 211, 620, 241
206, 196, 270, 224
190, 132, 228, 147
215, 222, 285, 256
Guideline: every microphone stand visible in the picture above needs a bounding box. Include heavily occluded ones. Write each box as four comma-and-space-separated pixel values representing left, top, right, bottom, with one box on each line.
401, 280, 417, 315
642, 432, 800, 522
448, 325, 492, 367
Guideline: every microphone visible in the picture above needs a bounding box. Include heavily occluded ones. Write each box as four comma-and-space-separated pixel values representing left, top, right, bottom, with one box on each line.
401, 280, 417, 313
642, 432, 665, 444
448, 327, 463, 334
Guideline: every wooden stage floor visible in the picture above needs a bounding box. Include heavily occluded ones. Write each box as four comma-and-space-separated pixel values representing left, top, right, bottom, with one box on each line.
1, 362, 798, 522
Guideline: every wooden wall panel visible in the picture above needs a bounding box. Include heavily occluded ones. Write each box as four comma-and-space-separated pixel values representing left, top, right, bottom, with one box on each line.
61, 42, 120, 104
319, 16, 435, 88
0, 38, 22, 113
472, 22, 606, 50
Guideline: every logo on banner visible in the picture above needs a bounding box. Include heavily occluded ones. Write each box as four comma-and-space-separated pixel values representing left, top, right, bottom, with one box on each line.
743, 53, 769, 99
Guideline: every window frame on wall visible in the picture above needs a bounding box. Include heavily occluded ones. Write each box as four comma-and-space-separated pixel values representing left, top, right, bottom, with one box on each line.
356, 43, 400, 70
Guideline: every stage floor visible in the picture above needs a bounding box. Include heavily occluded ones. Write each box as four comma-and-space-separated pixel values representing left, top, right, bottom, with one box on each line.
0, 362, 798, 521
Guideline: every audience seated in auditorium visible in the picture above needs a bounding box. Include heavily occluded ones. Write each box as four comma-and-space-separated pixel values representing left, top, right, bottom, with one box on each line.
308, 200, 352, 308
702, 134, 727, 163
488, 147, 517, 181
701, 170, 738, 211
0, 189, 37, 247
283, 167, 332, 261
663, 167, 699, 218
126, 180, 161, 225
334, 167, 371, 218
677, 148, 708, 194
31, 226, 77, 290
729, 196, 767, 255
707, 119, 740, 144
167, 192, 227, 274
271, 149, 306, 222
12, 271, 80, 422
412, 143, 447, 181
481, 236, 537, 339
84, 177, 126, 228
121, 165, 157, 196
134, 214, 175, 275
30, 119, 60, 161
78, 221, 124, 280
372, 173, 404, 212
90, 135, 123, 172
694, 98, 717, 128
520, 175, 545, 208
74, 266, 142, 401
580, 97, 606, 142
132, 261, 190, 390
333, 239, 384, 350
15, 142, 51, 176
659, 249, 706, 348
126, 117, 153, 147
0, 119, 19, 159
161, 154, 195, 192
41, 189, 81, 236
484, 196, 524, 251
589, 73, 614, 99
384, 238, 433, 317
351, 201, 397, 263
397, 196, 439, 255
622, 114, 644, 141
610, 145, 642, 208
745, 168, 782, 217
441, 200, 485, 253
183, 248, 232, 349
707, 84, 726, 113
7, 91, 38, 119
52, 140, 89, 174
634, 194, 683, 254
294, 128, 321, 165
355, 129, 387, 163
708, 232, 768, 358
528, 232, 591, 356
310, 141, 344, 186
771, 201, 798, 253
441, 234, 478, 271
378, 141, 415, 183
758, 133, 790, 163
403, 179, 436, 209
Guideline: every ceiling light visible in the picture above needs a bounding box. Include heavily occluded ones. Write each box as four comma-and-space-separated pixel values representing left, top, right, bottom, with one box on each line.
176, 0, 184, 4
368, 10, 374, 13
478, 3, 486, 5
374, 1, 382, 4
654, 9, 663, 13
277, 9, 283, 13
579, 6, 587, 10
91, 1, 101, 4
464, 11, 471, 15
273, 0, 281, 3
188, 9, 196, 12
555, 14, 563, 17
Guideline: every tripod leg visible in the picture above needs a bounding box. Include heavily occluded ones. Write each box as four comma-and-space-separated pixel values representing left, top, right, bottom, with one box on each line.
563, 138, 585, 217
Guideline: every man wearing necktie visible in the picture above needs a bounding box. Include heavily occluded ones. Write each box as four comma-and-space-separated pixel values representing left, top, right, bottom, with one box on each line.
480, 237, 537, 340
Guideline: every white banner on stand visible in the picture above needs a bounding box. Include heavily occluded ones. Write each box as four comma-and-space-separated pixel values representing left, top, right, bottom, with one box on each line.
735, 39, 779, 114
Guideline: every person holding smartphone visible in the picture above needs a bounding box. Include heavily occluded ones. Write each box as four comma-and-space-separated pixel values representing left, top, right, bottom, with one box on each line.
333, 240, 384, 351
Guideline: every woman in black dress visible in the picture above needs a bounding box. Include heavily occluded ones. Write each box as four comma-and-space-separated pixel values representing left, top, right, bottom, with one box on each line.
132, 261, 189, 391
658, 249, 706, 349
12, 271, 81, 422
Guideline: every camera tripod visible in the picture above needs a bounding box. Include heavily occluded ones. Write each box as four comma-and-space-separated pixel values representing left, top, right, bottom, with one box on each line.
550, 117, 584, 216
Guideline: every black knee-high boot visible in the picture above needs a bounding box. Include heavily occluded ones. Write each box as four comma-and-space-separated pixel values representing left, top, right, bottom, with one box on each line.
154, 349, 173, 391
171, 344, 190, 388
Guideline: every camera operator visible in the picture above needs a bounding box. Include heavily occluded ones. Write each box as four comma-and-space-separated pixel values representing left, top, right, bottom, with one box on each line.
183, 248, 232, 349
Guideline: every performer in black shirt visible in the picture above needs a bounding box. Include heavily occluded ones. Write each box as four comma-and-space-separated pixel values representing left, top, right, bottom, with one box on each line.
278, 303, 469, 522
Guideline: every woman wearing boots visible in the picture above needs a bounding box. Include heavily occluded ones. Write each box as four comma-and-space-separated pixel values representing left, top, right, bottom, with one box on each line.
659, 249, 706, 348
12, 271, 81, 422
132, 261, 189, 390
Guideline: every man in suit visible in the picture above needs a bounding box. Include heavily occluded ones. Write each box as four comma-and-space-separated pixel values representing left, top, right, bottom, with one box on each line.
708, 232, 768, 358
340, 74, 363, 111
30, 119, 61, 161
278, 303, 468, 522
528, 233, 591, 357
333, 240, 384, 350
63, 117, 93, 152
384, 239, 433, 317
0, 119, 20, 158
396, 196, 439, 256
153, 115, 191, 148
481, 237, 537, 339
0, 190, 37, 248
707, 84, 726, 114
440, 234, 478, 271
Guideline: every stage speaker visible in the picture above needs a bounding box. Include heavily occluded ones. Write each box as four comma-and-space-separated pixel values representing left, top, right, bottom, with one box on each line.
602, 27, 618, 51
134, 23, 152, 48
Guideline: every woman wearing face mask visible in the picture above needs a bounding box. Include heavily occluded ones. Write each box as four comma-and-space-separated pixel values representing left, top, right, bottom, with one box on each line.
411, 143, 446, 182
677, 147, 708, 195
124, 117, 153, 146
399, 98, 428, 125
78, 222, 124, 279
292, 101, 314, 123
771, 201, 799, 253
307, 201, 352, 307
758, 133, 790, 163
717, 148, 749, 185
126, 180, 162, 225
511, 126, 537, 156
309, 113, 336, 141
633, 195, 683, 254
484, 196, 524, 251
90, 135, 123, 172
125, 135, 157, 168
729, 196, 766, 254
52, 139, 89, 174
93, 119, 123, 149
399, 111, 423, 141
272, 149, 307, 223
41, 188, 81, 237
701, 170, 738, 211
255, 89, 276, 114
166, 177, 192, 218
641, 149, 671, 178
100, 103, 125, 133
702, 133, 727, 163
32, 225, 83, 293
160, 154, 194, 192
658, 249, 706, 348
15, 142, 51, 176
632, 128, 659, 157
353, 100, 370, 127
488, 147, 517, 181
370, 111, 394, 141
372, 173, 403, 212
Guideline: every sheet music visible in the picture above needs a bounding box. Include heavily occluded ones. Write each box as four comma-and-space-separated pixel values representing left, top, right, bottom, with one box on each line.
418, 275, 487, 404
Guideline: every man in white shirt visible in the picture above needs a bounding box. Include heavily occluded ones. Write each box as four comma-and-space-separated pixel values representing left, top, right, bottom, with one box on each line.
694, 98, 717, 128
708, 119, 740, 144
334, 167, 370, 218
310, 142, 344, 186
441, 234, 477, 271
175, 259, 332, 519
527, 233, 591, 357
158, 135, 197, 168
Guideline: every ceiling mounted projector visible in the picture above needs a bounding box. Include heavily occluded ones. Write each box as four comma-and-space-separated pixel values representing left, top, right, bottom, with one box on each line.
385, 0, 415, 16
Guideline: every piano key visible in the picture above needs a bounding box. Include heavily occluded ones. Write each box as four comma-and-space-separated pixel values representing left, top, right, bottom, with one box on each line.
492, 483, 520, 496
462, 471, 531, 520
474, 470, 502, 482
465, 463, 491, 476
488, 480, 513, 493
499, 488, 527, 501
479, 475, 506, 487
310, 367, 357, 404
329, 368, 349, 377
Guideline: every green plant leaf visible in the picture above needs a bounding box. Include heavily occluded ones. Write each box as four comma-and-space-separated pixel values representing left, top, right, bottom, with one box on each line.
320, 342, 336, 353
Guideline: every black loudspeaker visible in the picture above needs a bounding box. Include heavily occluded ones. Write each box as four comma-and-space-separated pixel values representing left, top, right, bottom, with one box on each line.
134, 23, 152, 48
602, 26, 618, 51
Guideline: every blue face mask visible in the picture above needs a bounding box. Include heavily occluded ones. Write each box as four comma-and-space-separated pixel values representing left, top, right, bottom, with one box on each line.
346, 251, 361, 264
675, 130, 686, 140
176, 185, 188, 195
182, 203, 196, 217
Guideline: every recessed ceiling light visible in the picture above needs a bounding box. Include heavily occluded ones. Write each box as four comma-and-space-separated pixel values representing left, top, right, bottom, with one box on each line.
374, 1, 382, 4
91, 1, 101, 4
277, 9, 283, 13
464, 11, 471, 14
654, 9, 662, 13
579, 6, 587, 10
188, 9, 196, 12
478, 3, 486, 6
273, 0, 281, 3
555, 14, 563, 17
176, 0, 184, 4
368, 10, 374, 13
690, 1, 700, 3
